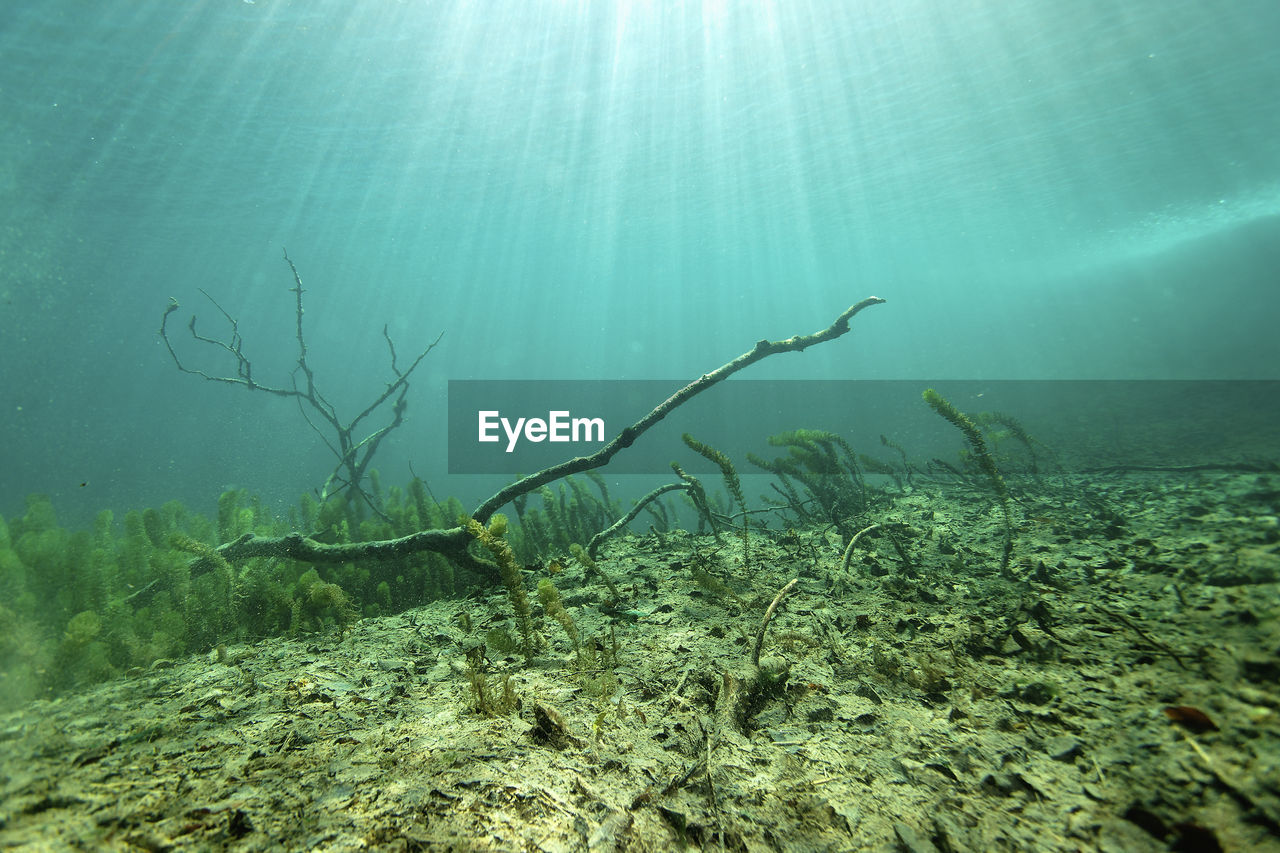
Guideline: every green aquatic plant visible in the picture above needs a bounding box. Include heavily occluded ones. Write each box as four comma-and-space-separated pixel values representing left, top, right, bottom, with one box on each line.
512, 476, 617, 561
463, 513, 534, 658
922, 388, 1013, 573
682, 433, 746, 513
972, 410, 1053, 475
0, 484, 447, 705
0, 603, 49, 711
683, 433, 752, 569
671, 462, 719, 539
49, 609, 116, 691
748, 428, 869, 536
465, 645, 519, 716
873, 433, 912, 488
287, 568, 358, 635
537, 577, 580, 657
569, 542, 621, 603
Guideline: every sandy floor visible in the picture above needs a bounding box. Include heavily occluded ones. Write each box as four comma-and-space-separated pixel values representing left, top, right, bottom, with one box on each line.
2, 470, 1278, 851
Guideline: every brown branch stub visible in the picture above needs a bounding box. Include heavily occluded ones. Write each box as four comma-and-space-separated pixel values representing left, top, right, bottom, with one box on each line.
753, 577, 799, 667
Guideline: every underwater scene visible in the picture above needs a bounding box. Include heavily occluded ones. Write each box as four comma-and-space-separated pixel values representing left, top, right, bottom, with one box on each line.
2, 1, 1278, 851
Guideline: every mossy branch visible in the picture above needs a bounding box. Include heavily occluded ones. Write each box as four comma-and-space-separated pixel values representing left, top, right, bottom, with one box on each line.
716, 577, 800, 738
752, 577, 798, 667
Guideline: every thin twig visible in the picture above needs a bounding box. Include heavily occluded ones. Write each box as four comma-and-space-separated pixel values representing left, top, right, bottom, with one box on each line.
586, 482, 689, 557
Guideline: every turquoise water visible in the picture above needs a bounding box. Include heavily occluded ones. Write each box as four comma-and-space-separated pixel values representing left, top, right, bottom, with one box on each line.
2, 0, 1277, 518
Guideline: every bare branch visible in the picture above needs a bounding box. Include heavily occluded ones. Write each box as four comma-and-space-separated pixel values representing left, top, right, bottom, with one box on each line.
348, 329, 444, 437
160, 251, 443, 510
211, 296, 886, 566
469, 296, 886, 524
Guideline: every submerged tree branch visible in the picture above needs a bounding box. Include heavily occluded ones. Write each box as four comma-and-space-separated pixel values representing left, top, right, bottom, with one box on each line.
470, 296, 887, 524
160, 249, 443, 515
209, 296, 886, 567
